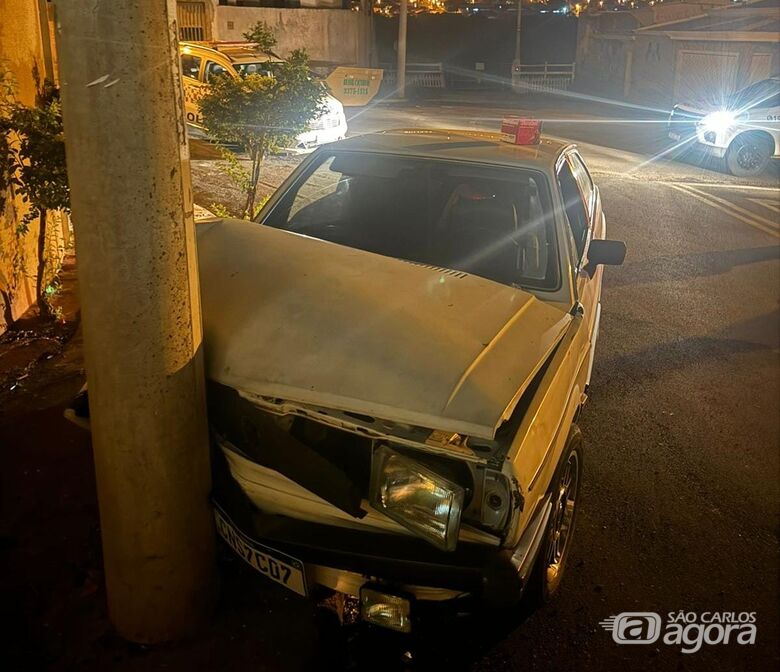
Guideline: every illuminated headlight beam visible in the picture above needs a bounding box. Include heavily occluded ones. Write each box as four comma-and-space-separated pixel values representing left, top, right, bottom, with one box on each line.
700, 111, 737, 134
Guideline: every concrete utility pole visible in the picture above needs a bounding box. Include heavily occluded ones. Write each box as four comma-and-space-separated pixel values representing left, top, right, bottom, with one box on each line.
512, 0, 523, 92
397, 0, 408, 99
54, 0, 215, 643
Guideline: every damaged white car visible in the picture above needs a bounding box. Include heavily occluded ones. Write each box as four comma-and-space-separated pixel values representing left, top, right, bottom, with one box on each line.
198, 123, 625, 632
69, 123, 625, 633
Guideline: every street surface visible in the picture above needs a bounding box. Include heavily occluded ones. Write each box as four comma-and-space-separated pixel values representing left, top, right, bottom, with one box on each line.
2, 95, 778, 671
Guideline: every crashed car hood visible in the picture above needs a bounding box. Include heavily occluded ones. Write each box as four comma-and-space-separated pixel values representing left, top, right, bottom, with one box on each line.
196, 219, 571, 440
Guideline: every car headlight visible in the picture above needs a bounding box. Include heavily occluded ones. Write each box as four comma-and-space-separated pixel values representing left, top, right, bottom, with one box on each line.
700, 110, 737, 134
369, 446, 464, 551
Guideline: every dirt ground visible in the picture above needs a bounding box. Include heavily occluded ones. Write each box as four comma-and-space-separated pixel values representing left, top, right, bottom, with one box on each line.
189, 141, 301, 218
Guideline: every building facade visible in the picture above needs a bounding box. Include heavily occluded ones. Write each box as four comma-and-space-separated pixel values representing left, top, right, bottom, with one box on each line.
576, 0, 779, 107
176, 0, 372, 66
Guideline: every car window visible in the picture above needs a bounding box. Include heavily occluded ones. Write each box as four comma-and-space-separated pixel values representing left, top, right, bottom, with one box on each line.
728, 79, 780, 109
263, 152, 560, 291
287, 156, 347, 222
568, 153, 595, 219
205, 61, 230, 82
761, 92, 780, 109
234, 61, 275, 78
180, 53, 202, 80
557, 160, 589, 261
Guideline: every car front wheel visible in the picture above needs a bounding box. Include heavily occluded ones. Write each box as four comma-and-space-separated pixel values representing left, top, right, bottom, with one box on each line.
725, 132, 773, 177
526, 424, 583, 604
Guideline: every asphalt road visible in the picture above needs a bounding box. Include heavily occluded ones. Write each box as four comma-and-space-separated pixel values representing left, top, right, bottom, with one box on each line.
330, 100, 780, 671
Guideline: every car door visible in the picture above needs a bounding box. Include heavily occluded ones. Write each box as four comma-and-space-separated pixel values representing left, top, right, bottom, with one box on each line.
204, 60, 231, 83
556, 151, 602, 387
755, 89, 780, 153
180, 51, 205, 127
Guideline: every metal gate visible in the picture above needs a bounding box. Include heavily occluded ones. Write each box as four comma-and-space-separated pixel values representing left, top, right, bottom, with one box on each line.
380, 63, 446, 91
511, 63, 576, 93
177, 1, 210, 42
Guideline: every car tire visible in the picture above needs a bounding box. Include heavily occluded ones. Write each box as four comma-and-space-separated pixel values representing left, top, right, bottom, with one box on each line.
524, 424, 583, 606
725, 132, 773, 177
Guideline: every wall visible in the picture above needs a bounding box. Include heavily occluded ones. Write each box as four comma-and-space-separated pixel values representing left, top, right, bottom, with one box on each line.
574, 2, 767, 105
0, 0, 67, 332
575, 13, 640, 99
624, 33, 677, 107
213, 6, 366, 65
628, 35, 780, 108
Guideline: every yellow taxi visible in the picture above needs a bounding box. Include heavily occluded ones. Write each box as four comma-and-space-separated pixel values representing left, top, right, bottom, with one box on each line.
179, 41, 348, 148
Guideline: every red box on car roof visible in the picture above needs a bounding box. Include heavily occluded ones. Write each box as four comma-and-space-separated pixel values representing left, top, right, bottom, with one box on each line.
500, 118, 543, 145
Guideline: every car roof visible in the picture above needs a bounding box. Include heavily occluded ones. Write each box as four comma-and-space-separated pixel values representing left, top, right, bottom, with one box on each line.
180, 41, 283, 64
329, 129, 572, 173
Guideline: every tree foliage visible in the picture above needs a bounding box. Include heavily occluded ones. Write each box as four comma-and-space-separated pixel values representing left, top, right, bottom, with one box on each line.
242, 21, 277, 55
0, 68, 69, 318
199, 23, 327, 218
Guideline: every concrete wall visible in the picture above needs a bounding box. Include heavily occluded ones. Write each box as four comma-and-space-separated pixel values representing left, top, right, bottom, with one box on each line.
0, 0, 67, 332
628, 35, 780, 108
574, 3, 712, 96
624, 33, 678, 107
213, 6, 366, 65
574, 2, 774, 107
575, 11, 639, 100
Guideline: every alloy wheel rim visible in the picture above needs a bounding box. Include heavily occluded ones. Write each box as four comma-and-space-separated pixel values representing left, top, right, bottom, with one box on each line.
737, 143, 762, 171
545, 451, 579, 587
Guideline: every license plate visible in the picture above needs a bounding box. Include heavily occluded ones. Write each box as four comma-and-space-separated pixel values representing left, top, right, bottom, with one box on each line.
669, 132, 680, 140
214, 506, 307, 596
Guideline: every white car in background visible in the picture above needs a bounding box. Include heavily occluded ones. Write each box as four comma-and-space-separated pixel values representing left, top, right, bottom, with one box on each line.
668, 76, 780, 176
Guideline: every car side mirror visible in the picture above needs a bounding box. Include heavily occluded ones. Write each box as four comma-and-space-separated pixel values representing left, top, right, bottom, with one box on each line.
584, 239, 626, 276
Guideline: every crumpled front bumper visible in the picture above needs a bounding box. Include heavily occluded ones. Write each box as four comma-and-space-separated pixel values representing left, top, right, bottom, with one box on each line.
212, 450, 526, 606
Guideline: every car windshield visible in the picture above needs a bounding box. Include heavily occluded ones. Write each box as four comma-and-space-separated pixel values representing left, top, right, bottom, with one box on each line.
727, 79, 779, 110
261, 151, 559, 290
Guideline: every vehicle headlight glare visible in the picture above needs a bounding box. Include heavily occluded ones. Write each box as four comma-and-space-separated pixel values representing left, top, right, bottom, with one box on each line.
369, 446, 464, 551
701, 110, 736, 134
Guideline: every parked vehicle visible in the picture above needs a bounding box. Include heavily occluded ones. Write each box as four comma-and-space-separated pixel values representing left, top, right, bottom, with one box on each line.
179, 41, 348, 149
668, 76, 780, 176
199, 122, 625, 631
